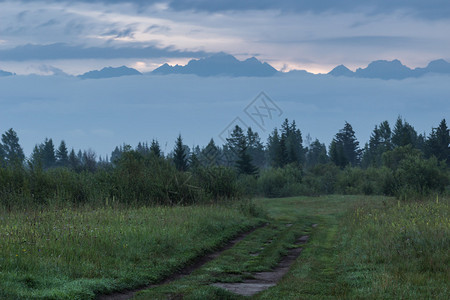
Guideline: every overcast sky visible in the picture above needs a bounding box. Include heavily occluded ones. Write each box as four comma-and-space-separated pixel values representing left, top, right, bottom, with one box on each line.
1, 0, 450, 74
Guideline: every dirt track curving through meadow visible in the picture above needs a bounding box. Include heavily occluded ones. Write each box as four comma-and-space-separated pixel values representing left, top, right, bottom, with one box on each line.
212, 227, 315, 296
98, 223, 316, 299
97, 223, 268, 300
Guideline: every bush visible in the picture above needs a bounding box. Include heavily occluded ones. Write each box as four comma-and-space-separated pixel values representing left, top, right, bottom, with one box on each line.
394, 155, 448, 199
257, 164, 303, 198
301, 163, 340, 195
192, 165, 239, 200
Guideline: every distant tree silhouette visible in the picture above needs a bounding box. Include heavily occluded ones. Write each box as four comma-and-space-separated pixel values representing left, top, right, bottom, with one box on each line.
362, 121, 392, 167
267, 119, 305, 168
226, 125, 258, 175
392, 116, 418, 148
173, 134, 189, 171
305, 139, 328, 168
68, 148, 81, 171
150, 139, 162, 158
0, 128, 25, 167
42, 138, 56, 169
330, 122, 361, 167
56, 140, 69, 167
267, 127, 285, 167
246, 128, 265, 168
426, 118, 450, 165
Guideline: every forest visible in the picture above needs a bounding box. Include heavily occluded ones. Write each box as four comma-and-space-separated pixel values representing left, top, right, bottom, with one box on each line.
1, 116, 448, 209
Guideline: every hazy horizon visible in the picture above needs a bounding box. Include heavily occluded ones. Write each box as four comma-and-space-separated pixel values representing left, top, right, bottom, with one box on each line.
1, 72, 448, 158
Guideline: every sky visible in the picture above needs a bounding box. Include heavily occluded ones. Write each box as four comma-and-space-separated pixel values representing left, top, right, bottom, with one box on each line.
1, 0, 450, 74
0, 0, 449, 158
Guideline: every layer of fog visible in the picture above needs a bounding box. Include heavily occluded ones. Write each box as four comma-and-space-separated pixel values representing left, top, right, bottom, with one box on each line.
0, 73, 448, 158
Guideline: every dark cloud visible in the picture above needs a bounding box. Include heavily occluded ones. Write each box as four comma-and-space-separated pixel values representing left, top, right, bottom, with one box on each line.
305, 36, 423, 47
4, 0, 448, 19
0, 43, 211, 61
102, 28, 136, 39
169, 0, 450, 19
145, 25, 170, 34
37, 18, 60, 28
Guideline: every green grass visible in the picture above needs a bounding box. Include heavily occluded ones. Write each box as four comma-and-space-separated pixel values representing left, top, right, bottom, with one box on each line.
0, 202, 263, 299
136, 195, 449, 300
135, 195, 363, 299
1, 195, 448, 299
336, 197, 449, 299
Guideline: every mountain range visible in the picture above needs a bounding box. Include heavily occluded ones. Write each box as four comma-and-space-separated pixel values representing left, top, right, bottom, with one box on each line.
2, 56, 450, 79
329, 59, 450, 79
151, 53, 278, 77
78, 66, 142, 79
0, 69, 14, 76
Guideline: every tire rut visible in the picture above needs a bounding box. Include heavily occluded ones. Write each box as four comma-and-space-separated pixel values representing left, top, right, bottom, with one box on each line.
97, 223, 268, 300
212, 223, 318, 296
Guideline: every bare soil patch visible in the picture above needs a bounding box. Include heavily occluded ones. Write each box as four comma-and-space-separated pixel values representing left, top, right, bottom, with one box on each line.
97, 223, 268, 300
212, 224, 316, 296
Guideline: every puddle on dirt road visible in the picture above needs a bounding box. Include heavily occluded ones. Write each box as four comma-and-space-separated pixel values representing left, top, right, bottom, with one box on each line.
97, 223, 269, 300
212, 224, 317, 296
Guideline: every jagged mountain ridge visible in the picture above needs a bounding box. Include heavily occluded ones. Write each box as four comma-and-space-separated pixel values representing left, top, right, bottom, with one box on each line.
78, 66, 142, 79
151, 53, 278, 77
328, 59, 450, 79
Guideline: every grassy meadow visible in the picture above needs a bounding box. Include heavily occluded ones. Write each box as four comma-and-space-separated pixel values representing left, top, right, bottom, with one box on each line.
0, 195, 448, 299
136, 195, 449, 299
0, 202, 264, 299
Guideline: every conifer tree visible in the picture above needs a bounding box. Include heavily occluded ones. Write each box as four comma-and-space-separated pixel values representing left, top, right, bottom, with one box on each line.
305, 139, 328, 168
56, 140, 69, 167
173, 134, 189, 171
392, 116, 418, 148
0, 128, 25, 167
150, 139, 162, 158
29, 144, 43, 169
226, 125, 258, 175
426, 118, 450, 165
330, 122, 361, 167
201, 138, 220, 166
68, 148, 80, 171
267, 127, 286, 167
246, 128, 265, 168
42, 138, 56, 169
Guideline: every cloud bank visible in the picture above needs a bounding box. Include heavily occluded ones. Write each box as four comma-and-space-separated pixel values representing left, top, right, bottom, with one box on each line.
0, 0, 449, 74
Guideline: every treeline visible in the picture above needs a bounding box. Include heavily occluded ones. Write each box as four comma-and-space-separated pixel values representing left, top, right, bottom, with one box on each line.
0, 117, 448, 209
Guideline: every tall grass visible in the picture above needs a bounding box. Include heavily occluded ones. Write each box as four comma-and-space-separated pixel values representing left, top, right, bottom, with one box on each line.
339, 197, 449, 298
0, 203, 264, 299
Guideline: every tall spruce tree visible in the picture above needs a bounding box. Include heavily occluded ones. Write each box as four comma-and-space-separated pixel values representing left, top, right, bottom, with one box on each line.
305, 139, 328, 168
56, 140, 69, 167
246, 128, 265, 168
68, 148, 80, 171
0, 128, 25, 167
392, 116, 418, 148
136, 142, 150, 156
363, 121, 392, 167
330, 122, 361, 167
150, 139, 162, 158
226, 125, 258, 175
284, 120, 305, 165
267, 119, 305, 167
426, 118, 450, 165
173, 134, 189, 171
42, 138, 56, 169
201, 138, 220, 166
267, 127, 285, 167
